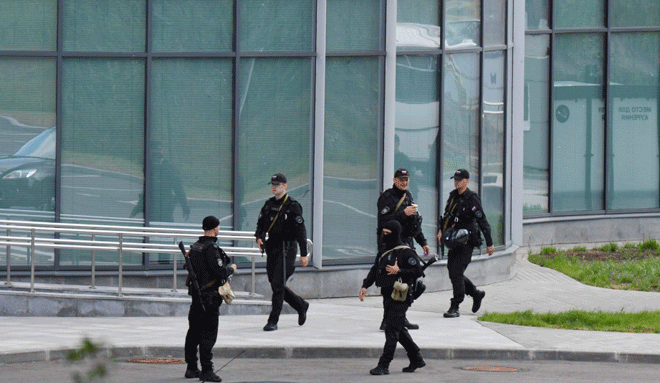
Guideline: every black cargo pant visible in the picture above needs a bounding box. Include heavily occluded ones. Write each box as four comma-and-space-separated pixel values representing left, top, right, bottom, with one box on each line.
447, 244, 477, 308
184, 291, 223, 372
266, 239, 306, 325
377, 291, 421, 368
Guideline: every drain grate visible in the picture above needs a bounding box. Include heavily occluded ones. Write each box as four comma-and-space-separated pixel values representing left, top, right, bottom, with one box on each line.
464, 366, 520, 372
127, 358, 185, 364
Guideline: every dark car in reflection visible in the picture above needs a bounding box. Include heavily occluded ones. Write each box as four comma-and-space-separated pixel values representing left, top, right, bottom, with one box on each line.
0, 126, 55, 210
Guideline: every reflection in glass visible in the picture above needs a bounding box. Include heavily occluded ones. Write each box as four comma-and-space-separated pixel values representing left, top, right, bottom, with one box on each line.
63, 0, 145, 52
240, 0, 314, 52
483, 0, 506, 46
396, 55, 438, 254
323, 58, 381, 259
482, 51, 505, 245
523, 35, 550, 214
396, 0, 440, 50
327, 0, 381, 51
608, 33, 659, 209
554, 0, 604, 28
442, 53, 480, 201
0, 0, 57, 51
152, 0, 233, 52
237, 58, 312, 233
552, 34, 604, 212
610, 0, 660, 28
150, 59, 233, 229
525, 0, 549, 29
60, 59, 144, 265
445, 0, 481, 48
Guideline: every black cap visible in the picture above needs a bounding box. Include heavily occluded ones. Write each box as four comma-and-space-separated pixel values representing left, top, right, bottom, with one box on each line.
394, 168, 410, 179
451, 169, 470, 180
268, 173, 287, 185
202, 215, 219, 231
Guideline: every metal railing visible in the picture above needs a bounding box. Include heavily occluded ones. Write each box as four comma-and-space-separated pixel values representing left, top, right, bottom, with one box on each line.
0, 219, 312, 297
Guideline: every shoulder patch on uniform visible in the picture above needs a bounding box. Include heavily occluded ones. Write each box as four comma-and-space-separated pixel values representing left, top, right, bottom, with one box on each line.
474, 208, 483, 218
295, 216, 303, 224
408, 257, 417, 266
381, 207, 390, 215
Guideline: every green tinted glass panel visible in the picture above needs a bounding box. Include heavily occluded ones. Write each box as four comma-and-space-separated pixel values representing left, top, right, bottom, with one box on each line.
483, 51, 505, 244
552, 34, 604, 212
152, 0, 233, 52
240, 0, 314, 52
445, 0, 481, 48
442, 53, 480, 199
323, 57, 380, 260
555, 0, 604, 28
150, 59, 233, 228
526, 0, 549, 29
0, 58, 56, 218
237, 58, 312, 232
523, 35, 549, 214
0, 0, 57, 51
61, 59, 144, 222
327, 0, 381, 51
395, 55, 438, 253
396, 0, 440, 50
608, 33, 659, 209
63, 0, 146, 52
484, 0, 506, 46
611, 0, 660, 27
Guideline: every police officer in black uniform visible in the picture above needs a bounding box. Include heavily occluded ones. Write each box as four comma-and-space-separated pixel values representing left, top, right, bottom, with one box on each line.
360, 220, 426, 376
255, 173, 309, 331
437, 169, 494, 318
376, 168, 430, 330
184, 215, 237, 382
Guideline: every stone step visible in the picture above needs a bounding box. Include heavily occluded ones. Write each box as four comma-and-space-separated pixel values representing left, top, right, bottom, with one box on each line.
0, 282, 292, 317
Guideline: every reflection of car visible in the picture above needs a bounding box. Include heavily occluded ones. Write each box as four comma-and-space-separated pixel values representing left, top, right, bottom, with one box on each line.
0, 127, 55, 210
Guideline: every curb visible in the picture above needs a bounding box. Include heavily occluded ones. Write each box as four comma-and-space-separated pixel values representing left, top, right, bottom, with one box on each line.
3, 346, 660, 365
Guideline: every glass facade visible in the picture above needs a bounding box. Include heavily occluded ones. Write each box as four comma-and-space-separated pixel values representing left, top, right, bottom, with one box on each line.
0, 0, 512, 270
524, 0, 660, 216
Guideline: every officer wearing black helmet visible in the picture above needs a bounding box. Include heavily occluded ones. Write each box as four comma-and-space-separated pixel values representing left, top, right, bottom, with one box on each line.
437, 169, 494, 318
255, 173, 309, 332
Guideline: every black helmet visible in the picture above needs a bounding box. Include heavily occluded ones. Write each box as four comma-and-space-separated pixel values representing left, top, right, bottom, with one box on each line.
442, 227, 469, 250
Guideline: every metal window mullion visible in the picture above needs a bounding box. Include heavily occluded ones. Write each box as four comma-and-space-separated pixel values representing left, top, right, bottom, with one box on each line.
143, 0, 153, 269
54, 0, 64, 270
548, 30, 555, 213
233, 0, 241, 234
438, 0, 446, 227
312, 0, 326, 269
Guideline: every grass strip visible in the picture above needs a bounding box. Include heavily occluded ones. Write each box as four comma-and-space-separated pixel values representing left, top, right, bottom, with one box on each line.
528, 252, 660, 292
479, 310, 660, 333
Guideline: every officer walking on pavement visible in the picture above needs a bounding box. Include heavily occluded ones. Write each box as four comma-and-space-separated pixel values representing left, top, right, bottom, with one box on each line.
376, 168, 430, 330
184, 216, 237, 382
255, 173, 310, 331
437, 169, 494, 318
360, 220, 426, 376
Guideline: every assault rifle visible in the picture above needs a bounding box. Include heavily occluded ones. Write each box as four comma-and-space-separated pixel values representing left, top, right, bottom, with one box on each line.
179, 241, 205, 313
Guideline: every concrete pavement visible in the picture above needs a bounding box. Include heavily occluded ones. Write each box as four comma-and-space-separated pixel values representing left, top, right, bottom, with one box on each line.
1, 256, 660, 365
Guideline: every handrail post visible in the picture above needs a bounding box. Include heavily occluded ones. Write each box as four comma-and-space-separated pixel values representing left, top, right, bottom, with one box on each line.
118, 233, 123, 297
251, 256, 256, 296
5, 228, 11, 286
30, 228, 35, 293
172, 237, 177, 292
90, 233, 96, 289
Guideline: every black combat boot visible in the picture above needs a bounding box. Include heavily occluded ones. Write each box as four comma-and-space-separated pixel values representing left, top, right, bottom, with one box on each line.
184, 367, 201, 378
402, 353, 426, 373
369, 365, 389, 375
443, 306, 460, 318
472, 290, 486, 313
379, 319, 386, 331
199, 370, 222, 382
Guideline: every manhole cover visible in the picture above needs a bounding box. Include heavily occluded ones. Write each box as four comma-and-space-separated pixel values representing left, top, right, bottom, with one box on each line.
464, 366, 520, 372
127, 358, 185, 364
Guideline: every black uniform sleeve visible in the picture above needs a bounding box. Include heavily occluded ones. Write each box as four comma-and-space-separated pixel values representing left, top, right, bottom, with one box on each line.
396, 249, 424, 280
362, 258, 379, 289
205, 245, 234, 283
469, 193, 493, 247
254, 201, 270, 241
289, 201, 308, 256
414, 230, 428, 247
